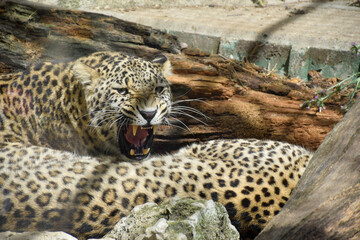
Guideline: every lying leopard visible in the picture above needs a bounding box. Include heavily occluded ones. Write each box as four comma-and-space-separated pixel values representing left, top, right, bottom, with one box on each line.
0, 52, 312, 239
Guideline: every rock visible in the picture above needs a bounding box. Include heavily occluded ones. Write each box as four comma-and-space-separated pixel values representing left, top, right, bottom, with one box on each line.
0, 231, 77, 240
103, 198, 240, 240
0, 199, 239, 240
180, 42, 188, 50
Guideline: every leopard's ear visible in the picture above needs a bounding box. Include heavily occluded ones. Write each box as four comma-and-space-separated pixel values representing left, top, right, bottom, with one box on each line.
72, 61, 100, 93
151, 54, 172, 77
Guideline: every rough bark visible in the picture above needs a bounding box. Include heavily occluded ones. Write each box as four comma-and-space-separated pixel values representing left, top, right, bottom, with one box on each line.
0, 0, 344, 154
255, 98, 360, 240
0, 0, 180, 73
154, 53, 343, 152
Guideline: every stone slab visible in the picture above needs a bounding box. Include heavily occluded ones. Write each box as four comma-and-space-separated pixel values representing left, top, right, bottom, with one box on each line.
29, 0, 360, 80
169, 31, 220, 54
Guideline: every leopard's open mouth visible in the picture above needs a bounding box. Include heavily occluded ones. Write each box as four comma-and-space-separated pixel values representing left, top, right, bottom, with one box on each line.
119, 125, 156, 160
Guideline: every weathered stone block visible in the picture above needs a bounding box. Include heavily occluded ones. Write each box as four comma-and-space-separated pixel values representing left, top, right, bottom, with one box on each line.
169, 31, 220, 55
104, 198, 240, 240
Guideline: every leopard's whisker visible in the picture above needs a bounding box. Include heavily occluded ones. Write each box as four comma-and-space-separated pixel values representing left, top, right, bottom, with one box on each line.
164, 118, 190, 132
109, 115, 125, 129
171, 106, 210, 119
89, 114, 118, 128
88, 108, 124, 127
168, 116, 192, 133
170, 110, 208, 126
117, 118, 129, 140
171, 98, 209, 105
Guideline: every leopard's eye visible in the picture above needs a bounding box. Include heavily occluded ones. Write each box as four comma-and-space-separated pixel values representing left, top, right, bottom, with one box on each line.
155, 86, 165, 94
114, 88, 129, 95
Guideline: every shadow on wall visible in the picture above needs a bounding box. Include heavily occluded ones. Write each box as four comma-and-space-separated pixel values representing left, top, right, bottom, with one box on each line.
218, 1, 360, 80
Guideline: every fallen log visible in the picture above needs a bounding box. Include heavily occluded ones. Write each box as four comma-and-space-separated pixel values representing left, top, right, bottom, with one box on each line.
0, 0, 343, 154
154, 53, 343, 153
0, 0, 180, 73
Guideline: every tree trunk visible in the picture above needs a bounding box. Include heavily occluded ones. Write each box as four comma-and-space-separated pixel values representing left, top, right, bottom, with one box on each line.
0, 0, 180, 73
255, 98, 360, 240
0, 0, 343, 154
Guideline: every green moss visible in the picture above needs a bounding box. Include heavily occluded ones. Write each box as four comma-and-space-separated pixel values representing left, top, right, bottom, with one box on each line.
167, 199, 203, 221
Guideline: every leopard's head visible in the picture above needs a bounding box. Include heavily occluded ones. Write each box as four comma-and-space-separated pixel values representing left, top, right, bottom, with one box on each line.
73, 52, 172, 160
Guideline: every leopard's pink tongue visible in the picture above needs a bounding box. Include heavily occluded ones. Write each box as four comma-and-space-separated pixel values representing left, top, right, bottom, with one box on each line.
125, 126, 149, 147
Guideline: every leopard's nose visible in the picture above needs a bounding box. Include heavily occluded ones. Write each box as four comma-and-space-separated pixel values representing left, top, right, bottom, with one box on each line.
140, 110, 156, 123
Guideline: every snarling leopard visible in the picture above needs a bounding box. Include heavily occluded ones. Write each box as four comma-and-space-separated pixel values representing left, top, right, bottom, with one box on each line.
0, 51, 312, 239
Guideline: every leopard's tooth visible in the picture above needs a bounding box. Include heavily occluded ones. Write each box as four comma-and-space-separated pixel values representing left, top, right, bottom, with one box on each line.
142, 148, 150, 155
132, 125, 138, 136
130, 149, 135, 156
153, 125, 157, 134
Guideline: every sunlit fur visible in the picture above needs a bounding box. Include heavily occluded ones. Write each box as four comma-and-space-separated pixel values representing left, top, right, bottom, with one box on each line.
0, 52, 313, 240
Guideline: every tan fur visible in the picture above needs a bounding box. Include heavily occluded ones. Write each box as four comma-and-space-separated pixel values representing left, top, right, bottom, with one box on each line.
0, 52, 312, 239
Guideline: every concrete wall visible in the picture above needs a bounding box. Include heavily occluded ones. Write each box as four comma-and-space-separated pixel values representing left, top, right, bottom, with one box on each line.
28, 0, 360, 80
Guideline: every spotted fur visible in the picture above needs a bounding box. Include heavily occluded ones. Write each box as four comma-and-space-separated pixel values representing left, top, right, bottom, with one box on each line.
0, 51, 171, 159
0, 52, 312, 239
